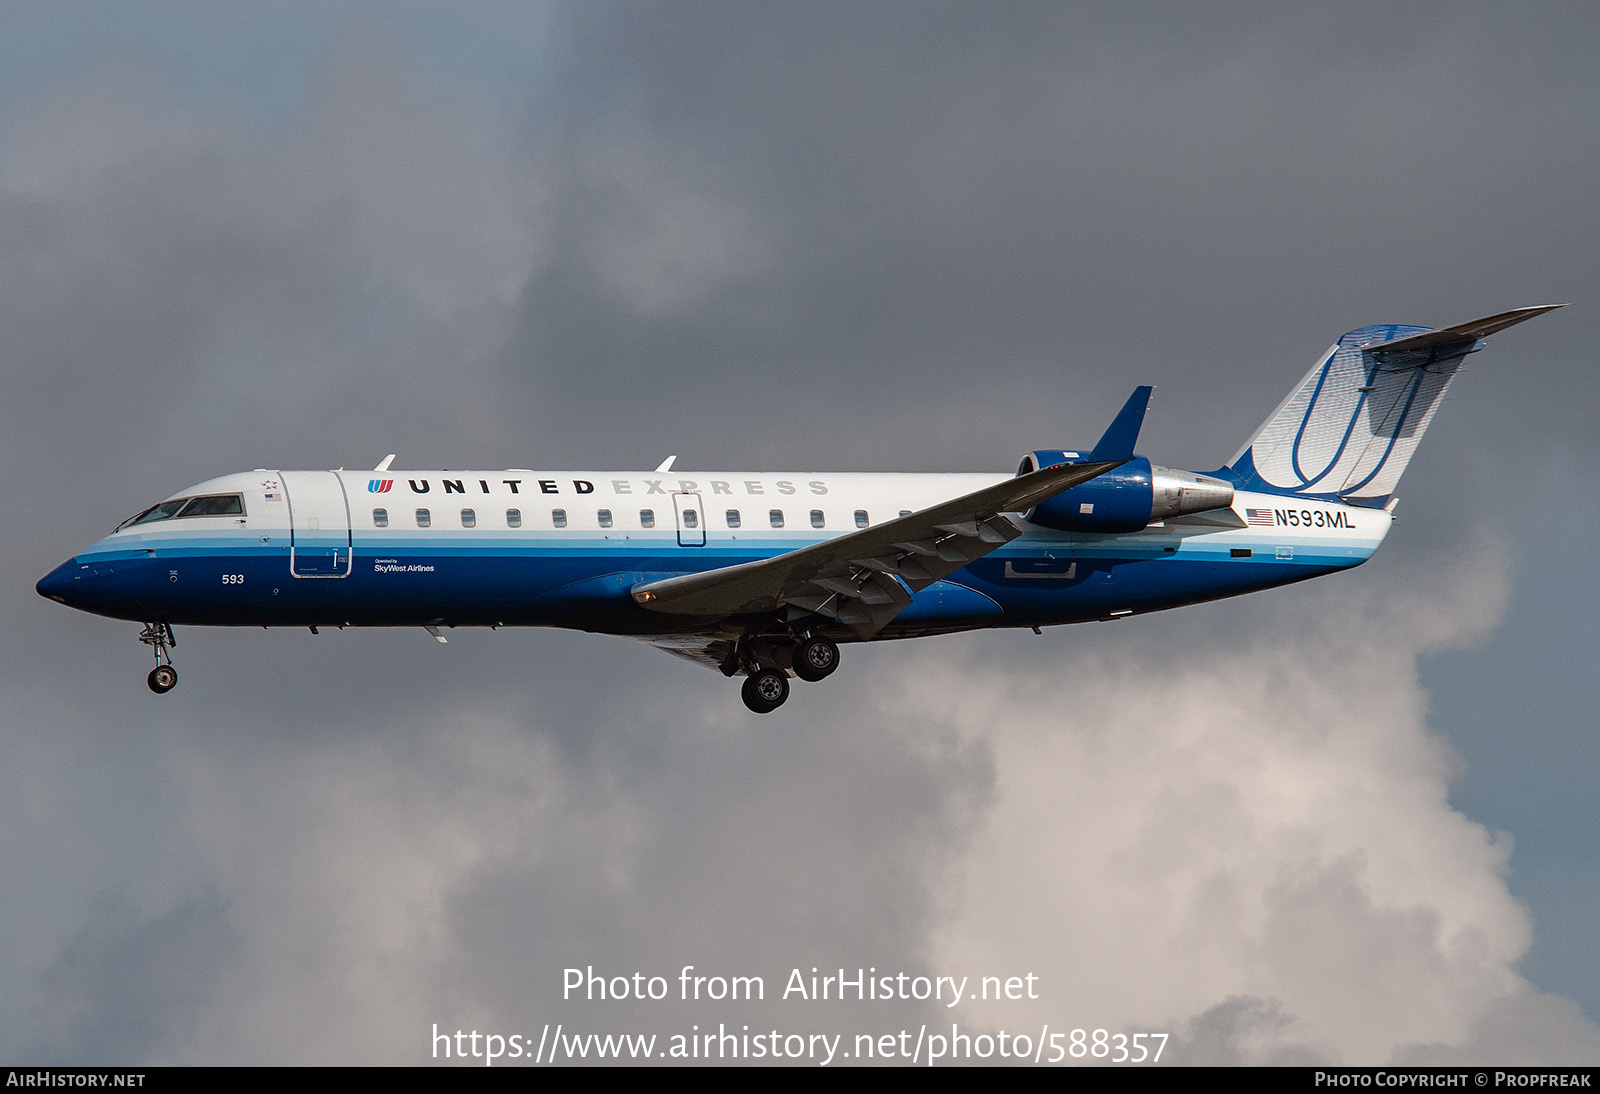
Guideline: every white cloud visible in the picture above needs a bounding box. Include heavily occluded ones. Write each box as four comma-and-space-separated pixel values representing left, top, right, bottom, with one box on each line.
924, 537, 1600, 1063
158, 708, 619, 1064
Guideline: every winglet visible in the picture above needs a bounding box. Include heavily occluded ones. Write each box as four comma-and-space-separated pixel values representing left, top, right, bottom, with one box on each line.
374, 454, 396, 472
1090, 386, 1153, 461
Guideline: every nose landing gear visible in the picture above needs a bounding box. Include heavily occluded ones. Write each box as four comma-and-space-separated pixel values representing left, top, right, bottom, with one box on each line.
139, 622, 178, 694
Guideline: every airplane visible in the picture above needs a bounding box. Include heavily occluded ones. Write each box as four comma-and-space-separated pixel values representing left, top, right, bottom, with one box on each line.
37, 305, 1562, 712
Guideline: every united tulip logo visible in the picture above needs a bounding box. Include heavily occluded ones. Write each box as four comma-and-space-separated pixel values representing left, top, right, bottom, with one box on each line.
368, 479, 394, 493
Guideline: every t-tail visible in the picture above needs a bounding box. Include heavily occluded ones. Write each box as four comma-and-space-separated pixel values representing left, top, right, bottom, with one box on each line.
1222, 305, 1564, 507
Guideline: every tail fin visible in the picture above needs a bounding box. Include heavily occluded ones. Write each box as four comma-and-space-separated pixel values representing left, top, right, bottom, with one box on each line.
1223, 305, 1563, 507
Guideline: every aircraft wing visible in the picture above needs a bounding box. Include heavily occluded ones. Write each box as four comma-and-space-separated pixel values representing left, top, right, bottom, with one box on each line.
630, 458, 1125, 638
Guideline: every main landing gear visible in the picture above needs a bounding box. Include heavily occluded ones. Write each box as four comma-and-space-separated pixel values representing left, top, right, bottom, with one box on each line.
735, 634, 841, 714
139, 622, 178, 694
741, 670, 790, 714
793, 635, 841, 683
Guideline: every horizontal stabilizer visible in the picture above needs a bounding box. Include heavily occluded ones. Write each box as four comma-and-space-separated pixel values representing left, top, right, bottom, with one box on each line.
1090, 385, 1153, 461
1359, 304, 1565, 354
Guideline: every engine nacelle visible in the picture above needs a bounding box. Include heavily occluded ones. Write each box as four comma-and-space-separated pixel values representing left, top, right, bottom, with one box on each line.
1016, 451, 1235, 533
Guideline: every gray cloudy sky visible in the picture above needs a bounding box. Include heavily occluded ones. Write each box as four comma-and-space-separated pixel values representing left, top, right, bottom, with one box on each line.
5, 1, 1598, 1065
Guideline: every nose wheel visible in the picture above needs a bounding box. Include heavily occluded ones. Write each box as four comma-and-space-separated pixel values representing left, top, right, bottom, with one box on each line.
139, 622, 178, 694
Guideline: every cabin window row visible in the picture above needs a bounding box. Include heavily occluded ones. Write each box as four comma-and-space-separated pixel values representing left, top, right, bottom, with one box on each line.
371, 506, 914, 530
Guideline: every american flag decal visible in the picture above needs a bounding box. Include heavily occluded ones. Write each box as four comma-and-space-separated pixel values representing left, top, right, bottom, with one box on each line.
1245, 508, 1276, 526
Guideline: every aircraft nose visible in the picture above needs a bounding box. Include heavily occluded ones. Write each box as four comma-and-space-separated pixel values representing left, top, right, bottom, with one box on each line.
36, 553, 149, 619
36, 559, 78, 604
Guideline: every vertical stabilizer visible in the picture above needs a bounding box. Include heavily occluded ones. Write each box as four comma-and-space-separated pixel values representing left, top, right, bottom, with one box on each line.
1224, 305, 1562, 507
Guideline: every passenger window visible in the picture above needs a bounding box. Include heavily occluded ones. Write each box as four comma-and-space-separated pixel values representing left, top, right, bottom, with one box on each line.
552, 509, 567, 528
855, 509, 869, 528
810, 509, 825, 529
373, 508, 388, 528
640, 509, 656, 529
725, 509, 741, 529
598, 509, 613, 529
683, 508, 699, 528
416, 508, 431, 528
506, 508, 522, 528
770, 510, 784, 528
461, 508, 476, 528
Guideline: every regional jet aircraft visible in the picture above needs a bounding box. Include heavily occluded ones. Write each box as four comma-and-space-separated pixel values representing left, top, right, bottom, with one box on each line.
37, 307, 1561, 711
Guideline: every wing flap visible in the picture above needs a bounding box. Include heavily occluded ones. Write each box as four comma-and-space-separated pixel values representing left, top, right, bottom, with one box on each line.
631, 634, 739, 673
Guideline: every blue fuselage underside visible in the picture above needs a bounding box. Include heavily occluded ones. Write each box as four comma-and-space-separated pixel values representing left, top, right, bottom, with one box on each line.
40, 533, 1362, 638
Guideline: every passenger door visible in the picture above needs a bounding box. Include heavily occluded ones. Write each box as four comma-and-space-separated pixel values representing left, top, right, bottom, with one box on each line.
672, 491, 706, 547
282, 471, 353, 577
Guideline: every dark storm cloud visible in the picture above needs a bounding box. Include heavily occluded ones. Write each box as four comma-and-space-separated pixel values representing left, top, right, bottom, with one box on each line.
1, 41, 538, 506
504, 3, 1600, 472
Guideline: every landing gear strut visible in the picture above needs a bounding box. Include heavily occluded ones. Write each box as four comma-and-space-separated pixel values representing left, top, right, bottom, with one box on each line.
139, 622, 178, 694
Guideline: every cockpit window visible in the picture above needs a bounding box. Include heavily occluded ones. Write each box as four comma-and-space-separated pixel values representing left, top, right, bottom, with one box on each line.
118, 499, 187, 530
178, 494, 245, 517
118, 493, 245, 530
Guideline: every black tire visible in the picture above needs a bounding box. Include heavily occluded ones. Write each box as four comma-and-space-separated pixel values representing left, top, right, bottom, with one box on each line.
792, 636, 841, 682
148, 665, 178, 694
741, 669, 790, 713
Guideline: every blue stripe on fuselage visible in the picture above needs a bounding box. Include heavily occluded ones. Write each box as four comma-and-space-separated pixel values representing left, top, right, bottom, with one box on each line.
65, 523, 1377, 634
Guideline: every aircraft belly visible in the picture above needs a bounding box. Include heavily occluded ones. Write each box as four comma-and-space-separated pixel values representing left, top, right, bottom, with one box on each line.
963, 545, 1362, 627
892, 581, 1003, 625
